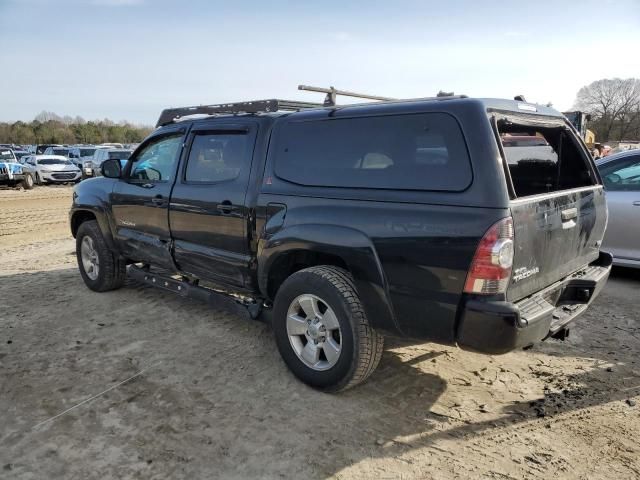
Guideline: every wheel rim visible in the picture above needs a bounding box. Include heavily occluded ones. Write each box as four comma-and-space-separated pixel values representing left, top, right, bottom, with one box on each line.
286, 294, 342, 371
80, 236, 100, 280
26, 175, 33, 187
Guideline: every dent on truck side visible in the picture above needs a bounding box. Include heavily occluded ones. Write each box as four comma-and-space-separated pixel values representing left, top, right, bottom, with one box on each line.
257, 223, 402, 335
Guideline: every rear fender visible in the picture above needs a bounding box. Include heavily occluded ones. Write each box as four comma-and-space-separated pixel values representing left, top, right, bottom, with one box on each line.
258, 224, 401, 335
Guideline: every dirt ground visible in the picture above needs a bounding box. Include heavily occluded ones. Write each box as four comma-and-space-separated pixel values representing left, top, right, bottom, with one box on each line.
1, 185, 639, 480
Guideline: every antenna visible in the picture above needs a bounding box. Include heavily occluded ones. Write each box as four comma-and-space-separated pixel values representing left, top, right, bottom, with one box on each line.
298, 85, 397, 106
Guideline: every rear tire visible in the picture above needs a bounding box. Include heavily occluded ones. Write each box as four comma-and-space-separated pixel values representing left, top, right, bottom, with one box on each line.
76, 220, 126, 292
273, 266, 384, 392
21, 173, 34, 190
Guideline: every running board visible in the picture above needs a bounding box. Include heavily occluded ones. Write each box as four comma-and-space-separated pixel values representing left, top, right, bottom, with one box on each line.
127, 265, 264, 319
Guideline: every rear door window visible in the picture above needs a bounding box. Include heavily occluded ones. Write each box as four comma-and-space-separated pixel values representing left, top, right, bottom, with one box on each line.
184, 133, 249, 183
274, 113, 472, 191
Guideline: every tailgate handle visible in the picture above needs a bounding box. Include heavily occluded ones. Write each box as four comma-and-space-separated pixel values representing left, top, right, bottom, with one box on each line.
561, 208, 578, 221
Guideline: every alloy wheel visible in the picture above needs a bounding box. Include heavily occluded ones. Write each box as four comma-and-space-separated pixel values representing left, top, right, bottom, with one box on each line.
80, 236, 100, 280
286, 294, 342, 371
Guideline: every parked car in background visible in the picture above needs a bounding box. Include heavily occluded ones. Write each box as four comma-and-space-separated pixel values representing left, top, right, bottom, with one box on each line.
98, 142, 124, 149
597, 150, 640, 268
23, 155, 81, 184
0, 148, 36, 189
83, 148, 132, 178
35, 144, 63, 154
12, 149, 32, 161
68, 146, 97, 169
43, 146, 71, 158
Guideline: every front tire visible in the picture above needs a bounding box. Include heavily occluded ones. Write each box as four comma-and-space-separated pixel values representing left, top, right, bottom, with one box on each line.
76, 220, 126, 292
273, 266, 384, 392
21, 173, 34, 190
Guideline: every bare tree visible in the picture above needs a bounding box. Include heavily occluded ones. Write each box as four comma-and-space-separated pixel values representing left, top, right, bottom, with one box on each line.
573, 78, 640, 141
34, 110, 62, 123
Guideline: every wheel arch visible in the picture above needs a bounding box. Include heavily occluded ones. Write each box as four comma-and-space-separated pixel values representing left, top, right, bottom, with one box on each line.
70, 207, 116, 251
259, 224, 401, 335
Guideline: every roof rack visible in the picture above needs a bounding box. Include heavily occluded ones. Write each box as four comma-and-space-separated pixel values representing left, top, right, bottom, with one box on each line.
156, 99, 323, 127
156, 85, 467, 127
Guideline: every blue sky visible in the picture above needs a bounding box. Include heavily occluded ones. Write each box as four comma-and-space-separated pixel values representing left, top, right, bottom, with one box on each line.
1, 0, 639, 125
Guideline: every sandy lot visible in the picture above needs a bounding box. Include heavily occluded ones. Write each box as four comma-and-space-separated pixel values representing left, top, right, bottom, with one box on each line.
1, 185, 639, 479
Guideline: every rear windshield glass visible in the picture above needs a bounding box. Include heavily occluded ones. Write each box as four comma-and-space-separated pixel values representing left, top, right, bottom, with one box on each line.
498, 122, 596, 197
80, 148, 96, 157
0, 150, 14, 160
274, 113, 472, 191
108, 151, 131, 160
52, 148, 69, 156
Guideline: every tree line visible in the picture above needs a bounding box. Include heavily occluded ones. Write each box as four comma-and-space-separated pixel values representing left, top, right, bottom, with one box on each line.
573, 78, 640, 142
0, 111, 153, 146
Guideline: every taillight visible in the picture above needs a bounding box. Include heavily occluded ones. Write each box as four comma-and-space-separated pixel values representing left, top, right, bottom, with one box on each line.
464, 217, 514, 295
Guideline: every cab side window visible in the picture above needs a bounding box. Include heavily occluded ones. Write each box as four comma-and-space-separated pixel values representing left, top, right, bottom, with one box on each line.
129, 134, 183, 182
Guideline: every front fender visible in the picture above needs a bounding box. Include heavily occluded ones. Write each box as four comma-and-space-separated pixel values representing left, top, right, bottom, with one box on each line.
70, 179, 117, 250
258, 224, 402, 335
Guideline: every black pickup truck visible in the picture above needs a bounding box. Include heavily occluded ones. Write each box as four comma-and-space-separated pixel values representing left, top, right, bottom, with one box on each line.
70, 94, 611, 392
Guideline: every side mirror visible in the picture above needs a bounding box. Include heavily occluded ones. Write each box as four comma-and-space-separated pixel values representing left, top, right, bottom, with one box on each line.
101, 158, 122, 178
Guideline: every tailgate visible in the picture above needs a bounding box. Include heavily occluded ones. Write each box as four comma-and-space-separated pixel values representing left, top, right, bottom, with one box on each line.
507, 186, 607, 302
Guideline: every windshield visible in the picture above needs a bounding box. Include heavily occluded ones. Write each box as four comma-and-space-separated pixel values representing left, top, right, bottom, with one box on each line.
108, 151, 132, 160
39, 159, 73, 165
52, 148, 69, 156
0, 150, 15, 161
80, 148, 96, 157
14, 151, 29, 159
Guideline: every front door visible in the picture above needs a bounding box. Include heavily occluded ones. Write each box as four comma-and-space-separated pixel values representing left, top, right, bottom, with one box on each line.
169, 121, 257, 287
111, 130, 185, 269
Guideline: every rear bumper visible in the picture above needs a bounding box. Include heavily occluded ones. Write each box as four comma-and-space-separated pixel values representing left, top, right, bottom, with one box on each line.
456, 251, 612, 354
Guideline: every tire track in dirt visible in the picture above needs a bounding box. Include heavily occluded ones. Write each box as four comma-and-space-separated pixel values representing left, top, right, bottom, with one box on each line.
0, 186, 73, 247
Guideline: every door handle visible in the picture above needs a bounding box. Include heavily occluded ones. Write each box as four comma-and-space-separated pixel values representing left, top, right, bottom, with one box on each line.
216, 200, 237, 214
633, 201, 640, 207
561, 207, 578, 221
151, 195, 165, 205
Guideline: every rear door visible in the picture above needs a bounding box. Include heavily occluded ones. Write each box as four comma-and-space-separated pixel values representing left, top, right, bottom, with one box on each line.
169, 121, 257, 287
110, 129, 185, 269
599, 153, 640, 262
495, 116, 608, 301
